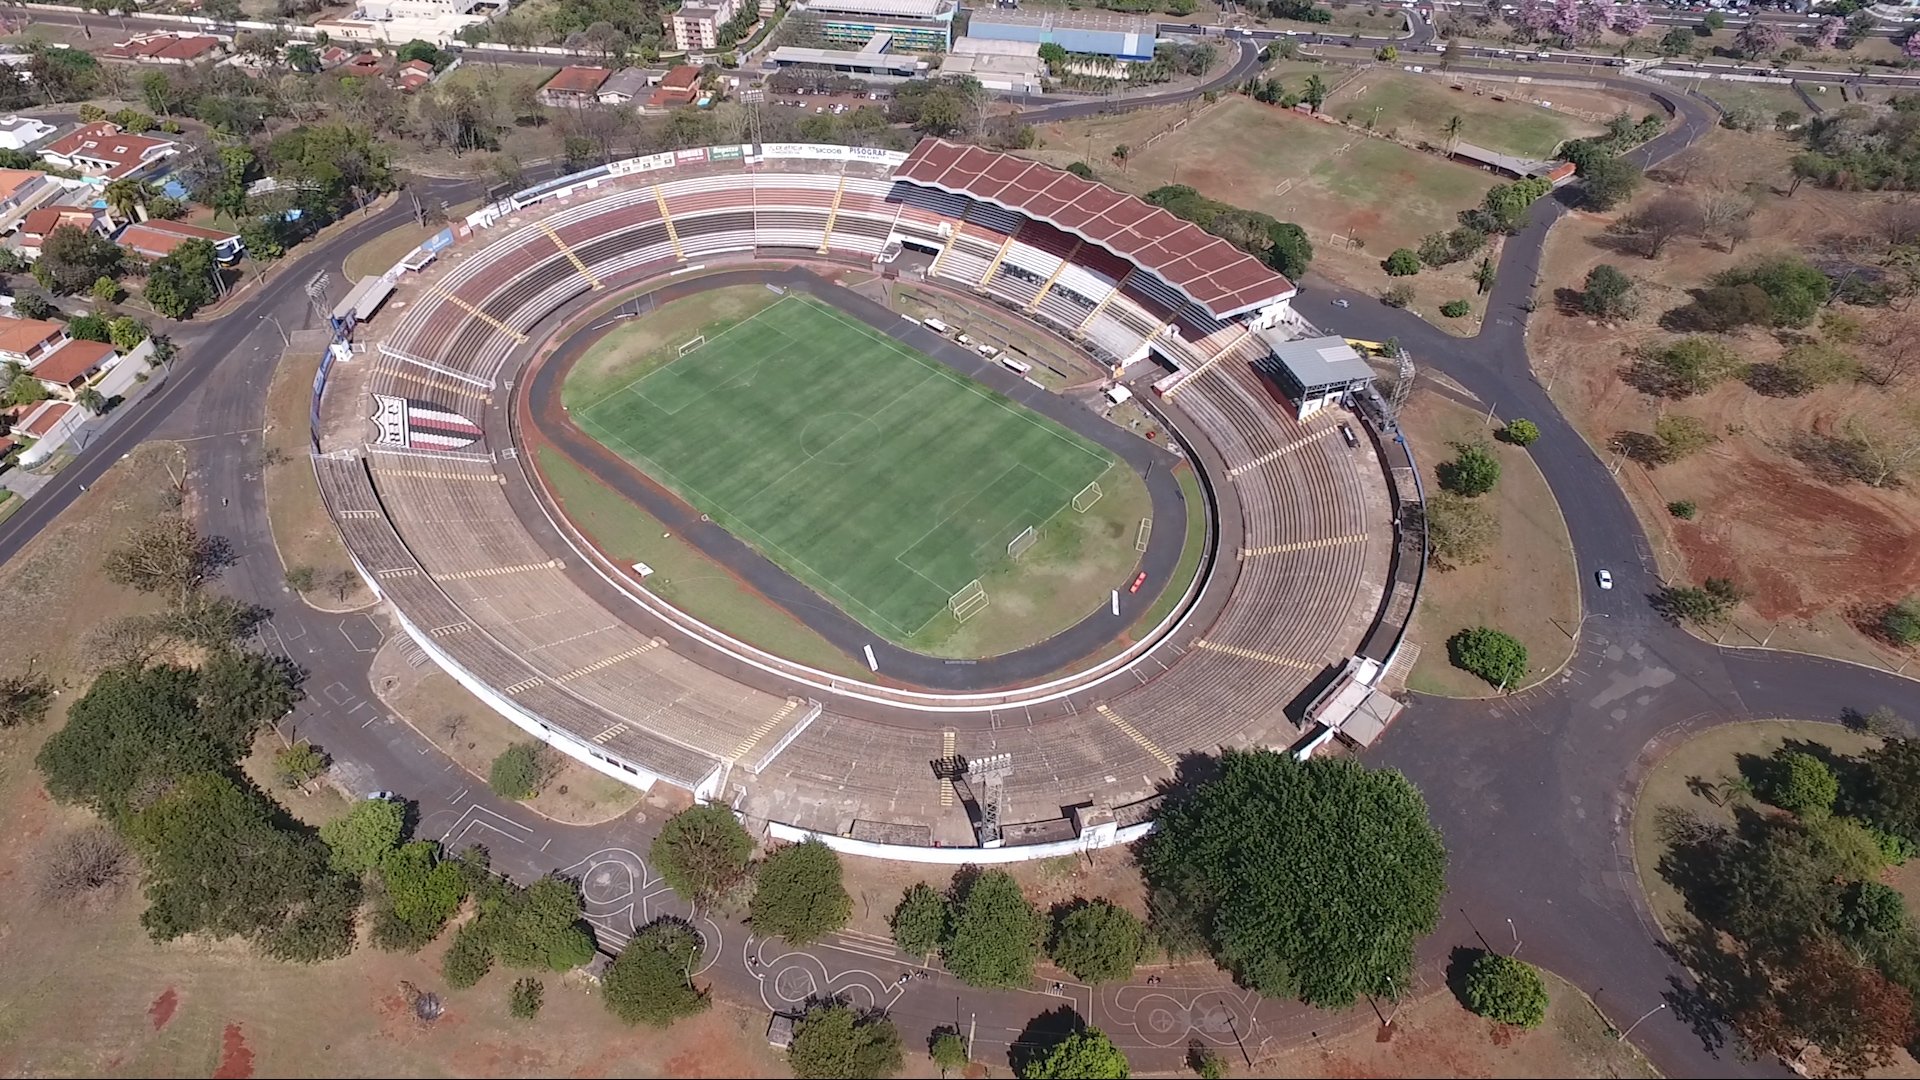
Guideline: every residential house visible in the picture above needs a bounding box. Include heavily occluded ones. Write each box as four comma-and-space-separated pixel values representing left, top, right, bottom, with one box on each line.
672, 0, 740, 52
341, 51, 386, 77
27, 338, 116, 399
540, 66, 610, 107
0, 316, 65, 368
14, 206, 105, 259
0, 116, 53, 151
0, 169, 58, 232
595, 68, 652, 107
645, 66, 703, 111
392, 58, 436, 93
316, 44, 354, 70
39, 123, 180, 183
115, 219, 245, 263
14, 399, 82, 467
101, 33, 228, 66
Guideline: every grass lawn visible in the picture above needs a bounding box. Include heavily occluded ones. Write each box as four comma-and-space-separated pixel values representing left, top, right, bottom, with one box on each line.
568, 292, 1137, 653
263, 347, 373, 610
1696, 80, 1811, 122
341, 209, 469, 283
1134, 463, 1207, 634
562, 285, 783, 412
1402, 391, 1578, 697
1325, 69, 1604, 159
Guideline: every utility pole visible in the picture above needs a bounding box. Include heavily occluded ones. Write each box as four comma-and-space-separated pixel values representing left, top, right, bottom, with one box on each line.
1618, 1002, 1667, 1042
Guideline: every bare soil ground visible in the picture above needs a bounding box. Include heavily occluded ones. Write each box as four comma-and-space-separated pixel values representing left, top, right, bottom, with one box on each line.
366, 635, 645, 827
1534, 125, 1920, 669
262, 346, 374, 612
1323, 68, 1608, 159
1399, 391, 1579, 697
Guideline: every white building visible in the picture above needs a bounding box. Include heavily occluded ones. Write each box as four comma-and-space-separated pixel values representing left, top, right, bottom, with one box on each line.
672, 0, 740, 52
0, 116, 53, 151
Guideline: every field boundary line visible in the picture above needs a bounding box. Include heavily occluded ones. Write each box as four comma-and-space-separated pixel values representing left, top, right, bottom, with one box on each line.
573, 293, 797, 415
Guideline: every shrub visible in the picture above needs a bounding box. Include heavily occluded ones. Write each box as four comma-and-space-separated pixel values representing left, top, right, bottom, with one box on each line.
1500, 419, 1540, 446
36, 825, 133, 911
1381, 283, 1415, 308
1382, 248, 1421, 276
1656, 577, 1746, 625
442, 923, 494, 988
788, 1003, 904, 1079
1713, 256, 1832, 328
488, 742, 557, 800
602, 918, 708, 1026
1668, 499, 1698, 520
1763, 750, 1840, 818
1047, 899, 1145, 984
1439, 299, 1471, 318
1461, 952, 1549, 1028
1881, 597, 1920, 646
509, 976, 543, 1019
1635, 337, 1742, 397
273, 742, 328, 788
1447, 627, 1528, 689
1581, 264, 1637, 319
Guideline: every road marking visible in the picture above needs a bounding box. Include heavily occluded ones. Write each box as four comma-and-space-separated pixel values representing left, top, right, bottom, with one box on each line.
732, 696, 800, 760
1239, 533, 1367, 558
1095, 704, 1176, 770
1227, 426, 1336, 477
1192, 639, 1316, 669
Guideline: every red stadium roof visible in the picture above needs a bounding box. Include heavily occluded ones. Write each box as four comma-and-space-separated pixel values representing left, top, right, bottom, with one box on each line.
893, 139, 1296, 320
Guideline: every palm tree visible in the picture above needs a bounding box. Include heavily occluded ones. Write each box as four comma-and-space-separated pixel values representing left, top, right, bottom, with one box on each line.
74, 387, 106, 415
1444, 114, 1465, 156
1303, 74, 1329, 114
103, 178, 143, 226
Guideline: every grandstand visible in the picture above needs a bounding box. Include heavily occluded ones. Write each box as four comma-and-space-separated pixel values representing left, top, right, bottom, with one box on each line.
314, 140, 1398, 842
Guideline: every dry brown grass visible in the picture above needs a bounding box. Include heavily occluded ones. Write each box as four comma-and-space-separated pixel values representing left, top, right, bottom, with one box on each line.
261, 348, 373, 612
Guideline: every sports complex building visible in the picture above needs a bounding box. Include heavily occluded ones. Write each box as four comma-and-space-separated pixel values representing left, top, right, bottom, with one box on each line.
312, 138, 1425, 861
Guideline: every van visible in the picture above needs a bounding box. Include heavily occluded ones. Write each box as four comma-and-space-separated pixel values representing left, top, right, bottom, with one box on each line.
921, 317, 949, 334
956, 333, 974, 347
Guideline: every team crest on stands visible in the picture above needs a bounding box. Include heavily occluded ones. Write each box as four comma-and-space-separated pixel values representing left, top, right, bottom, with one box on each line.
371, 394, 484, 452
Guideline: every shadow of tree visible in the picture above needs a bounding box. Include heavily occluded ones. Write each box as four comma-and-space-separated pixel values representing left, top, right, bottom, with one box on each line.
1007, 1004, 1087, 1076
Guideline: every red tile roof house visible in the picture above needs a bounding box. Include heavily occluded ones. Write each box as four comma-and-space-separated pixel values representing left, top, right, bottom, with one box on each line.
317, 45, 354, 71
13, 206, 105, 260
0, 315, 68, 367
341, 51, 386, 77
27, 338, 116, 399
39, 123, 179, 182
644, 66, 703, 111
115, 219, 244, 263
393, 58, 436, 93
14, 399, 83, 467
540, 66, 610, 107
100, 33, 228, 66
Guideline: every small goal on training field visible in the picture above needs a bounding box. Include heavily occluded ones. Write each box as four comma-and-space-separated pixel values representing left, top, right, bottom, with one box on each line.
1007, 525, 1038, 560
1072, 481, 1104, 513
678, 335, 707, 357
950, 579, 988, 622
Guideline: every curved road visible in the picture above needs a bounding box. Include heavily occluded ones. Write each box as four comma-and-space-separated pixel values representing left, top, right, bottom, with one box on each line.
0, 50, 1910, 1079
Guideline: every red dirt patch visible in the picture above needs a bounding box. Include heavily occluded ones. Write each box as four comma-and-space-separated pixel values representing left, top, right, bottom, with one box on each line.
147, 987, 178, 1031
211, 1023, 253, 1080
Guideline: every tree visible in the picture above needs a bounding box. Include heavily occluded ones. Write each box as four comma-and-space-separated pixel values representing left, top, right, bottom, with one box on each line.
1443, 113, 1464, 154
37, 663, 234, 818
273, 742, 327, 788
1502, 419, 1541, 447
788, 1003, 904, 1079
319, 796, 405, 874
1735, 938, 1915, 1077
890, 882, 949, 957
1861, 738, 1920, 846
10, 294, 53, 321
1065, 161, 1095, 180
650, 803, 753, 906
1611, 194, 1702, 258
1702, 10, 1725, 32
1302, 74, 1328, 113
107, 316, 148, 351
1734, 19, 1783, 59
930, 1031, 969, 1077
1882, 597, 1920, 646
1438, 441, 1500, 497
601, 918, 709, 1026
0, 671, 53, 729
509, 976, 543, 1019
943, 869, 1045, 988
1266, 222, 1313, 279
1474, 256, 1496, 295
34, 224, 124, 294
1669, 499, 1698, 520
1381, 283, 1415, 308
488, 741, 558, 800
375, 840, 468, 948
1382, 249, 1421, 276
1714, 257, 1831, 328
1420, 491, 1499, 568
1659, 25, 1695, 55
1635, 337, 1741, 398
1020, 1027, 1130, 1079
1471, 178, 1552, 235
65, 313, 110, 343
1580, 153, 1641, 211
36, 824, 133, 912
1762, 750, 1840, 819
1655, 414, 1717, 462
1142, 751, 1444, 1007
1448, 627, 1529, 688
1048, 900, 1145, 984
145, 238, 220, 319
750, 839, 852, 945
91, 276, 121, 306
1461, 952, 1549, 1028
1440, 299, 1472, 318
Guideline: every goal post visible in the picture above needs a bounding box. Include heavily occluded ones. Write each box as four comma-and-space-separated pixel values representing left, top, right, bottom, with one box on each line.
1007, 525, 1038, 560
949, 579, 988, 623
1072, 481, 1103, 513
678, 335, 706, 357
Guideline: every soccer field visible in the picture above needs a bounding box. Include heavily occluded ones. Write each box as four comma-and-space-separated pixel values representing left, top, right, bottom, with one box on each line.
571, 295, 1119, 642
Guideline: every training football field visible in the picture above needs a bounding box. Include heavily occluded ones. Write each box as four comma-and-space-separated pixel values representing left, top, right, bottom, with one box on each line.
571, 294, 1118, 642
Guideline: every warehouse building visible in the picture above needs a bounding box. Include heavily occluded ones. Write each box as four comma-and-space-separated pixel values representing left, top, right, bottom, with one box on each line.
962, 8, 1156, 62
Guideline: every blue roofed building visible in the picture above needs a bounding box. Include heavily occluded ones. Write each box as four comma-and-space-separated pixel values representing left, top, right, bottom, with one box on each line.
961, 7, 1156, 62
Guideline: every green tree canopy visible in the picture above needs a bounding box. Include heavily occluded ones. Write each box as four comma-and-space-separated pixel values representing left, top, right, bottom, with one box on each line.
1047, 899, 1144, 984
1713, 256, 1832, 328
1580, 153, 1642, 211
749, 839, 852, 945
1863, 738, 1920, 847
1762, 750, 1840, 819
890, 881, 950, 956
1581, 264, 1637, 319
318, 796, 405, 874
37, 663, 241, 818
1461, 952, 1549, 1027
144, 238, 220, 319
602, 918, 709, 1026
1140, 751, 1446, 1007
1438, 441, 1500, 497
488, 741, 557, 800
1019, 1028, 1130, 1079
1382, 248, 1421, 276
650, 803, 753, 905
1502, 419, 1541, 447
1447, 627, 1529, 689
787, 1003, 905, 1079
374, 840, 469, 949
943, 869, 1045, 989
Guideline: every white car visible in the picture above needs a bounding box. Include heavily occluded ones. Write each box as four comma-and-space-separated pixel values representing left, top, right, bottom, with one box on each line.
1596, 569, 1614, 591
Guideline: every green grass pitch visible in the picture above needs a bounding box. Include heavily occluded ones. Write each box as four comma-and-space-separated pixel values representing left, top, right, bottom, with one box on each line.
571, 295, 1118, 642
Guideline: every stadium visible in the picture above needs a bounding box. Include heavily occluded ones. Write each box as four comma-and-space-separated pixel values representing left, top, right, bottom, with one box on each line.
312, 139, 1420, 857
